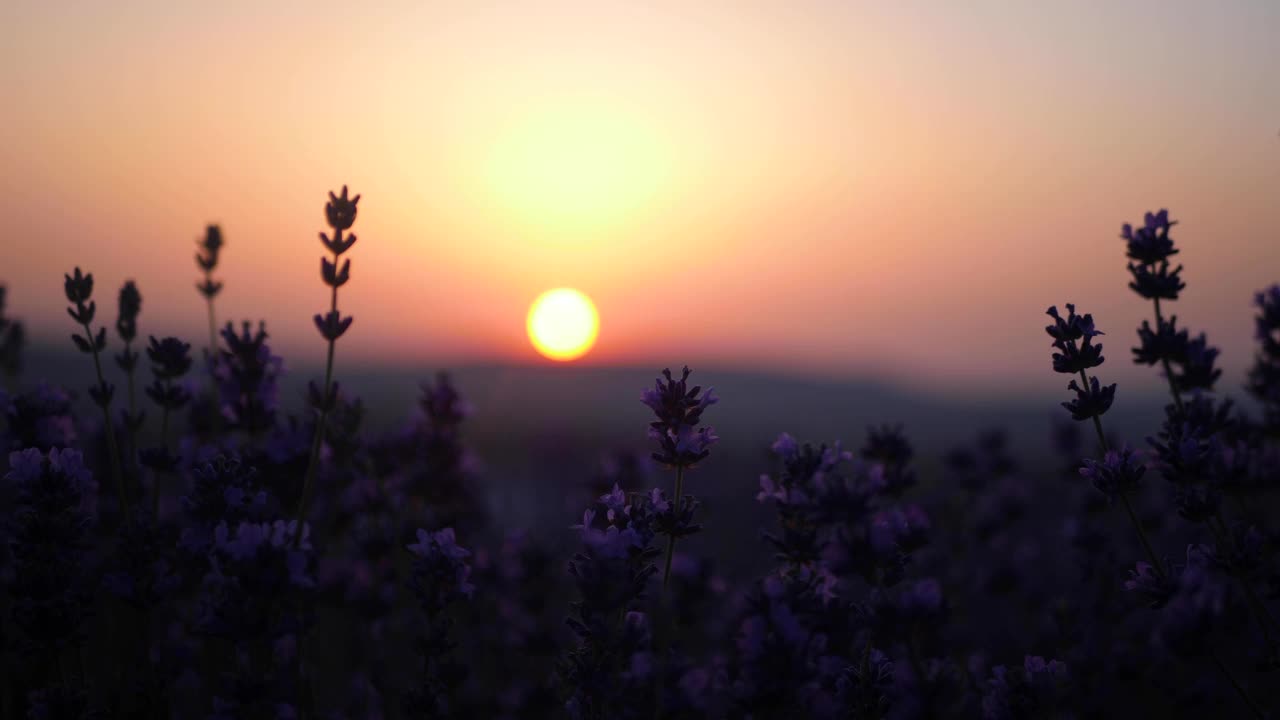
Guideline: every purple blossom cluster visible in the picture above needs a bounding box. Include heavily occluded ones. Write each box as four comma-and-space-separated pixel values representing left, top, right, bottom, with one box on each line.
0, 197, 1276, 719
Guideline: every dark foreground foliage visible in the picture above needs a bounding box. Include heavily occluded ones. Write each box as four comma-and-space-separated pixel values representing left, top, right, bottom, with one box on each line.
1, 199, 1277, 719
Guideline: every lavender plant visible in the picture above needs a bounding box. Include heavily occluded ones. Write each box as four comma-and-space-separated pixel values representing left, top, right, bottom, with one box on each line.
642, 366, 717, 590
64, 267, 128, 520
115, 280, 144, 436
0, 285, 26, 382
3, 191, 1277, 718
195, 225, 225, 355
295, 186, 360, 543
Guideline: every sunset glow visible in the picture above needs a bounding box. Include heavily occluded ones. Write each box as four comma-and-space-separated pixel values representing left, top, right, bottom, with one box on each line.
526, 288, 600, 362
2, 2, 1278, 391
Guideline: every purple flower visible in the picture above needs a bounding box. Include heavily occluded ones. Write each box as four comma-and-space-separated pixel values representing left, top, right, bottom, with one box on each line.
1061, 376, 1115, 421
1078, 445, 1146, 502
1121, 209, 1178, 265
641, 366, 718, 467
212, 321, 283, 432
406, 527, 475, 601
1132, 316, 1189, 366
1127, 260, 1185, 301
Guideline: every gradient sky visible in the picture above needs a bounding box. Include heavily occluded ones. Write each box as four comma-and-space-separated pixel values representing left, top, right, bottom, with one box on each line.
3, 1, 1278, 396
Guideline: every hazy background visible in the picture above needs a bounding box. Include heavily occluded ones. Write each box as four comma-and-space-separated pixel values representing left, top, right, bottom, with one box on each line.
3, 0, 1278, 402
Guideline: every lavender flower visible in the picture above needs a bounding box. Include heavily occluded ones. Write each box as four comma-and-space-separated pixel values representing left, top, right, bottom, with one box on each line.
560, 493, 662, 718
1247, 285, 1280, 433
404, 527, 474, 718
212, 321, 283, 434
1079, 445, 1146, 503
1061, 376, 1115, 422
196, 224, 225, 353
1, 383, 76, 451
295, 186, 361, 545
642, 366, 716, 589
115, 280, 144, 432
0, 285, 25, 379
6, 448, 96, 653
63, 266, 127, 518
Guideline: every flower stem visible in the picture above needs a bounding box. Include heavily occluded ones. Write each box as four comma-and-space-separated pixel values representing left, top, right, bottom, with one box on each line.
661, 464, 685, 591
1080, 368, 1164, 578
204, 272, 218, 357
1152, 298, 1184, 414
1211, 651, 1265, 720
85, 321, 129, 523
154, 381, 170, 520
293, 248, 341, 547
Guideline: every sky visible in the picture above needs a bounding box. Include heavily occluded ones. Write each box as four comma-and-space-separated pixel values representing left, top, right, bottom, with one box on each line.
3, 0, 1278, 397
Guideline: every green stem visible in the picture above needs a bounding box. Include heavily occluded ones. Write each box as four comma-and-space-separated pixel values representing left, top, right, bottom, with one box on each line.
85, 321, 129, 522
661, 464, 686, 591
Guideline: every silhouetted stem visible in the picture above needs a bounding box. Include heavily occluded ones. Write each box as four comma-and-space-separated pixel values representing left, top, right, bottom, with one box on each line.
155, 381, 170, 520
1211, 652, 1264, 719
661, 465, 685, 592
1208, 511, 1280, 644
1152, 298, 1185, 414
1080, 368, 1164, 578
204, 271, 218, 356
85, 321, 129, 522
294, 247, 341, 547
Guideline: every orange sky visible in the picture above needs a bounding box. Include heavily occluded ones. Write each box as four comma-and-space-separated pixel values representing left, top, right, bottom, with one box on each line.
3, 1, 1278, 395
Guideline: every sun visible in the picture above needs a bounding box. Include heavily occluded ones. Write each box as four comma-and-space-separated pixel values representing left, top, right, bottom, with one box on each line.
527, 288, 600, 362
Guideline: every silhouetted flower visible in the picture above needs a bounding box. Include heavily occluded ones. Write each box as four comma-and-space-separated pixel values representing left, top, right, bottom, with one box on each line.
1044, 304, 1100, 345
325, 185, 361, 233
1079, 446, 1146, 502
1173, 334, 1221, 392
6, 448, 96, 653
1247, 284, 1280, 432
861, 423, 914, 467
147, 336, 193, 380
1125, 560, 1176, 608
1133, 316, 1188, 366
321, 256, 351, 288
1, 383, 77, 451
1127, 260, 1185, 301
212, 321, 283, 432
981, 656, 1070, 720
1061, 377, 1115, 421
1121, 209, 1178, 265
313, 309, 353, 341
405, 527, 473, 717
835, 648, 895, 719
116, 280, 142, 344
642, 366, 718, 468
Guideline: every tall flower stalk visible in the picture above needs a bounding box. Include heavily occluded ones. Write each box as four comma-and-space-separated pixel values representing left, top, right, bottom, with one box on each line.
65, 267, 128, 521
641, 366, 717, 591
294, 186, 359, 544
0, 285, 27, 385
115, 281, 144, 445
144, 336, 192, 516
195, 225, 224, 356
1045, 304, 1162, 577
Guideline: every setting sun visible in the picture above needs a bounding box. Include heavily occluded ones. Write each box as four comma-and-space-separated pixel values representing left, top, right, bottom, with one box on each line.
526, 288, 600, 361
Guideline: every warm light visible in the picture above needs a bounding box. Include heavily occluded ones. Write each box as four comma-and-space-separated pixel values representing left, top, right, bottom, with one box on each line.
527, 288, 600, 361
479, 104, 668, 231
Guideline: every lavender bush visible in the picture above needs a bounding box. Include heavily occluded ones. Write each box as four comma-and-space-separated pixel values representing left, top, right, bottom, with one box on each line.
0, 198, 1276, 719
